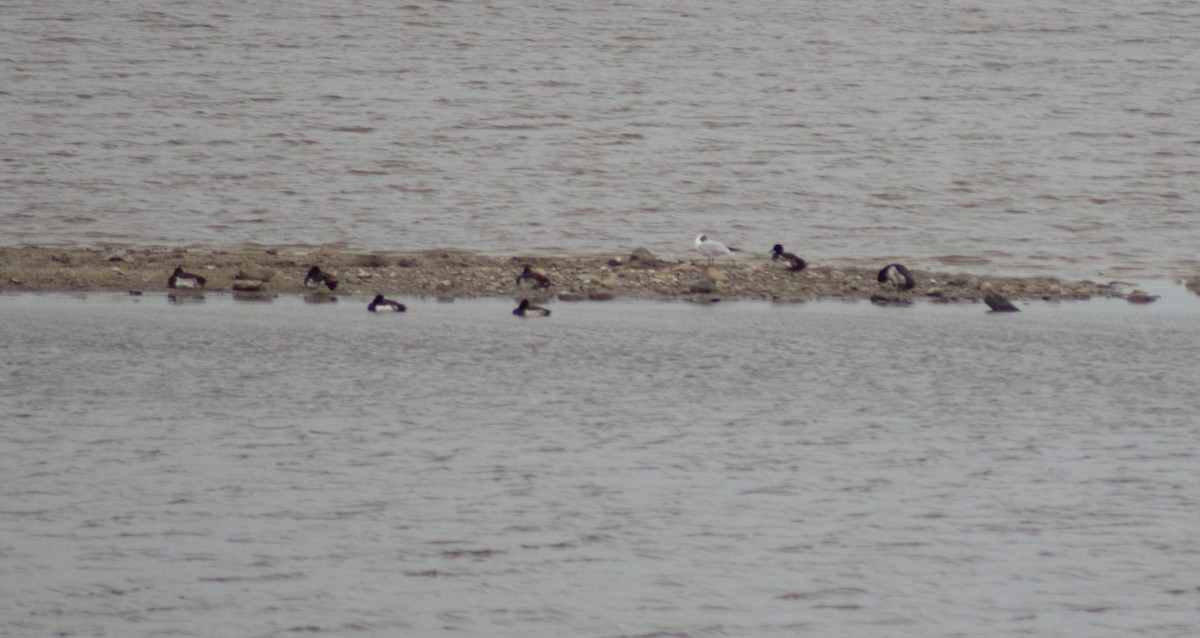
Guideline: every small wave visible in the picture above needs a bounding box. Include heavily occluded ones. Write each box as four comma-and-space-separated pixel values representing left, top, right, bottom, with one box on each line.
934, 255, 993, 266
40, 36, 95, 45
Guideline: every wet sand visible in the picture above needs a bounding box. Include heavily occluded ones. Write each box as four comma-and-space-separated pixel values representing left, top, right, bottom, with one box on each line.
0, 244, 1153, 304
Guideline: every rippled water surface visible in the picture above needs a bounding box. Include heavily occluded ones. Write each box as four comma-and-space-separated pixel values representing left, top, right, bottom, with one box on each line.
3, 1, 1199, 277
2, 293, 1200, 636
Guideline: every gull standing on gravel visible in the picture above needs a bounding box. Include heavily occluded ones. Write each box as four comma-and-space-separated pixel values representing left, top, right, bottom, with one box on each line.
694, 234, 741, 266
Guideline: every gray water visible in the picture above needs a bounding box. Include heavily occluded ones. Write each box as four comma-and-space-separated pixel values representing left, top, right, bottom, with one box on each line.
3, 0, 1200, 278
2, 292, 1200, 636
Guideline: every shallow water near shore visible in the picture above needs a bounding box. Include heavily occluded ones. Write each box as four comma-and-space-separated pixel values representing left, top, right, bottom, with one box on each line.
2, 293, 1200, 636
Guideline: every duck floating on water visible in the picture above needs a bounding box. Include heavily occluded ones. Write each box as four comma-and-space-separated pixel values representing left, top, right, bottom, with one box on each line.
513, 299, 551, 317
368, 294, 406, 312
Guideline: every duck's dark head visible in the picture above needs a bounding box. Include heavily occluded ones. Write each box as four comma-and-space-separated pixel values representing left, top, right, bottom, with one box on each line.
307, 266, 321, 277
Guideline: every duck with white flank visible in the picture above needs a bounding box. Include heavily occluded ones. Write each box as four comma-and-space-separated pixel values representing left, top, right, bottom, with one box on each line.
515, 265, 552, 289
367, 294, 406, 312
167, 266, 206, 289
694, 234, 741, 266
513, 299, 551, 317
304, 266, 338, 291
877, 263, 915, 291
770, 244, 808, 271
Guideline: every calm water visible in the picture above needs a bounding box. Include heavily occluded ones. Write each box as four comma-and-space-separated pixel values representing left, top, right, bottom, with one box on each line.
3, 1, 1200, 278
2, 292, 1200, 636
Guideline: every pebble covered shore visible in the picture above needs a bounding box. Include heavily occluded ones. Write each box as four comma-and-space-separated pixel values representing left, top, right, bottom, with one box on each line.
0, 245, 1159, 305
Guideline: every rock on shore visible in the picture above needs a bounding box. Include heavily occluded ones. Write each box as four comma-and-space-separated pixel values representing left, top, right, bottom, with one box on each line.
0, 244, 1133, 304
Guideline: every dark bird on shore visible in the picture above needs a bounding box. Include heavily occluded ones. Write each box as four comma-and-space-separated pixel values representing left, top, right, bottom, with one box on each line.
368, 294, 406, 313
984, 289, 1020, 312
877, 263, 915, 291
515, 265, 552, 289
304, 266, 338, 291
513, 299, 551, 317
770, 244, 808, 271
167, 266, 206, 289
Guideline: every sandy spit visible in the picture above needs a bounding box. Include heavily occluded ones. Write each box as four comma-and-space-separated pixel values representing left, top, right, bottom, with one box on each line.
0, 244, 1132, 305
